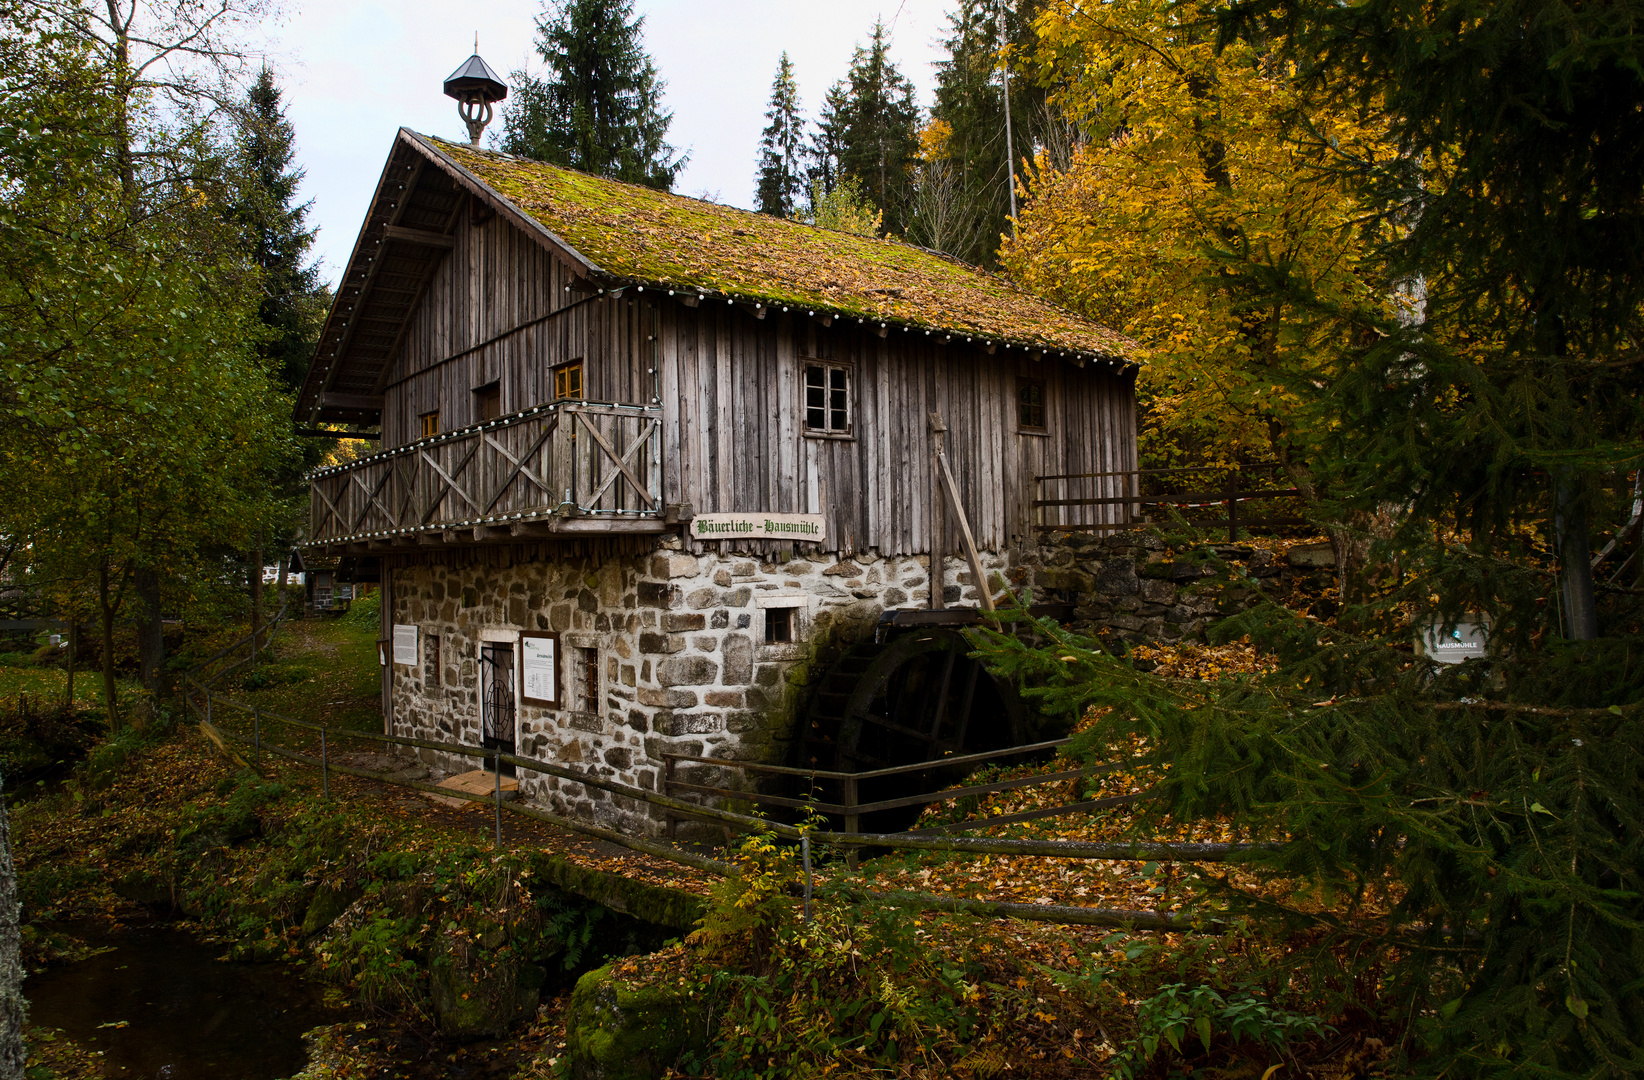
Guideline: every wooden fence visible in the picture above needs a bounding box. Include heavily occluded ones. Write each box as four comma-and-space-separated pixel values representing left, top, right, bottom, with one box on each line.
1033, 464, 1308, 542
308, 399, 663, 545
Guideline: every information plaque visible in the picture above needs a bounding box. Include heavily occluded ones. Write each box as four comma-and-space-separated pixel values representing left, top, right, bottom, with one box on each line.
391, 624, 418, 667
521, 633, 560, 706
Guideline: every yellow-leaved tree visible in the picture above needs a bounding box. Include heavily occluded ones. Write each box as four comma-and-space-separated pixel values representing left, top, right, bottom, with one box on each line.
1003, 0, 1398, 472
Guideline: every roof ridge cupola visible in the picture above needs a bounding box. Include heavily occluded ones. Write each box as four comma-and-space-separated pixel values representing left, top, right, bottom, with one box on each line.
443, 39, 507, 148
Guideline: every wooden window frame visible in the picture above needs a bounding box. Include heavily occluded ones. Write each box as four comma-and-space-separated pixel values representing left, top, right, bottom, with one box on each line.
473, 381, 502, 422
552, 359, 585, 402
764, 607, 793, 644
801, 360, 853, 439
1016, 377, 1047, 433
419, 410, 440, 439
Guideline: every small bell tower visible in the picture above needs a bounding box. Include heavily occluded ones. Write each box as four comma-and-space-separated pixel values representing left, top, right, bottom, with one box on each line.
443, 40, 508, 148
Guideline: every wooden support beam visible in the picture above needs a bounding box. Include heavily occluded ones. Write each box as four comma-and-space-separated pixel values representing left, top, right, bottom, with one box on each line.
678, 292, 701, 308
929, 412, 946, 611
321, 392, 384, 412
382, 224, 454, 248
931, 410, 995, 613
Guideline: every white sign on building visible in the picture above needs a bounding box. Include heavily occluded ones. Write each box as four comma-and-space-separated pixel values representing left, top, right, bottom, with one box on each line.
391, 624, 418, 666
691, 513, 826, 543
521, 633, 560, 705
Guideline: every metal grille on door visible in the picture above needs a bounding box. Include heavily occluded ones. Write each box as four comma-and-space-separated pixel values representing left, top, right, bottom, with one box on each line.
480, 643, 516, 775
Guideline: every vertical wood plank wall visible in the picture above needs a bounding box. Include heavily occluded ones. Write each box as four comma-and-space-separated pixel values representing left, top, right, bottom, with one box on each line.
380, 203, 1136, 556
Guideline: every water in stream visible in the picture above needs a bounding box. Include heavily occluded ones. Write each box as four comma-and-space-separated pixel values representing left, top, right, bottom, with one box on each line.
25, 921, 347, 1080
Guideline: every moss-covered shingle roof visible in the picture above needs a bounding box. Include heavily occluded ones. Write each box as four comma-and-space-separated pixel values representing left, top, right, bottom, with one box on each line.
417, 134, 1137, 364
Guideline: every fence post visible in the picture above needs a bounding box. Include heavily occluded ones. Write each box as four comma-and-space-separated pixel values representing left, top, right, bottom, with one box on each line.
252, 707, 261, 767
205, 690, 212, 730
493, 750, 503, 849
1226, 471, 1240, 544
320, 726, 329, 799
843, 774, 860, 871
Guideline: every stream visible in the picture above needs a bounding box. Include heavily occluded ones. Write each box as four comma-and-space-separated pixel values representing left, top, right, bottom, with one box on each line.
25, 920, 347, 1080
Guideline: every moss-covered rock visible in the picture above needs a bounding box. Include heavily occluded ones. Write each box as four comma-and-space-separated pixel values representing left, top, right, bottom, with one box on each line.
300, 880, 361, 938
427, 927, 545, 1041
563, 962, 707, 1080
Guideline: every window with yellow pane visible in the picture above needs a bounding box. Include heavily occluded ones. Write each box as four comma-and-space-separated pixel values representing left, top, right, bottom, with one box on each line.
553, 360, 583, 401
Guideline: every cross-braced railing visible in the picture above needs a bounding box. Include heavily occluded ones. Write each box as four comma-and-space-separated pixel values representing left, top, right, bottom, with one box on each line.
308, 400, 663, 544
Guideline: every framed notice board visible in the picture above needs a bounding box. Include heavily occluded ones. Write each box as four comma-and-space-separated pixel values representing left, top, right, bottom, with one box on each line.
520, 632, 560, 706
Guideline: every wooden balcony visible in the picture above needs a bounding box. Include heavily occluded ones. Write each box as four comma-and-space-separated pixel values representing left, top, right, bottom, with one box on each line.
307, 401, 672, 551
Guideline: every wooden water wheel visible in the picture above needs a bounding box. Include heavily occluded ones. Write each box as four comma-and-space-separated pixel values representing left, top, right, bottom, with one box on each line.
797, 627, 1031, 832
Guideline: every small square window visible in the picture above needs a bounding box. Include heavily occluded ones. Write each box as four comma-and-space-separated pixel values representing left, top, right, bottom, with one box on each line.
764, 607, 793, 644
419, 411, 439, 439
1017, 378, 1046, 430
474, 382, 501, 421
553, 361, 584, 401
804, 362, 850, 434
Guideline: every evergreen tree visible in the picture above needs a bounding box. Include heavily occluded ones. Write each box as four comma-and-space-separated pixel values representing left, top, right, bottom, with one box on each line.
806, 81, 850, 205
1215, 0, 1644, 636
754, 52, 805, 218
917, 0, 1061, 266
501, 0, 686, 190
829, 21, 920, 236
233, 68, 325, 395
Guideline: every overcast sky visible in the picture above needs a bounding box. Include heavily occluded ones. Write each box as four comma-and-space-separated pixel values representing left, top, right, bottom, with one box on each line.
260, 1, 959, 287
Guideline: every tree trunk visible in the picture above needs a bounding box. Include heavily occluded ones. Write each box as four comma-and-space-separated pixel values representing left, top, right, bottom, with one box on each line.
1556, 474, 1599, 640
136, 566, 164, 694
250, 545, 263, 666
65, 620, 77, 710
0, 775, 24, 1080
98, 560, 120, 729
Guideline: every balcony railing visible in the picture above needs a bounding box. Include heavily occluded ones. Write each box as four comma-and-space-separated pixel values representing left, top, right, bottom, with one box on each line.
308, 400, 664, 547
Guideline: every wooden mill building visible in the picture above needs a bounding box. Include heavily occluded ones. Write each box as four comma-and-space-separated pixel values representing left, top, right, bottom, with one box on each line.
297, 125, 1139, 833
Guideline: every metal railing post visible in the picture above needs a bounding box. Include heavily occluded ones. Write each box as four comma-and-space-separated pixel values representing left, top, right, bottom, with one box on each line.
1227, 470, 1240, 543
663, 754, 677, 838
493, 751, 504, 848
320, 726, 329, 798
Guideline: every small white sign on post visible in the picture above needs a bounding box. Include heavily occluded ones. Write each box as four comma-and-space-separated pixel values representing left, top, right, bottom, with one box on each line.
691, 512, 826, 543
392, 624, 418, 667
1418, 619, 1489, 664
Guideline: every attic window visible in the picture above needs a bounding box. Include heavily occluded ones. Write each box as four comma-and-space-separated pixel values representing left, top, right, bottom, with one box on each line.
475, 382, 501, 421
419, 411, 439, 439
553, 360, 584, 401
803, 362, 850, 435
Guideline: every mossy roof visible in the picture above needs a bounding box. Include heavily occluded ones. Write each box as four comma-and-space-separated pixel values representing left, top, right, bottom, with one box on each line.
414, 133, 1138, 364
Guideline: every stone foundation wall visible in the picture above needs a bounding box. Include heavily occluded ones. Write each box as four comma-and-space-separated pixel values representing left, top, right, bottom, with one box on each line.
386, 538, 1014, 836
1024, 531, 1335, 644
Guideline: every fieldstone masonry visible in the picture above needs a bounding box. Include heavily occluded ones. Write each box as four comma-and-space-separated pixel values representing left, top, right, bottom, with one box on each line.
387, 530, 1327, 837
387, 538, 1013, 836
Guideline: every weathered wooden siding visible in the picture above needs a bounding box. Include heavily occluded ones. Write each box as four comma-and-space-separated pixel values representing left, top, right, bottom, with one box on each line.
655, 304, 1135, 556
380, 199, 654, 445
380, 205, 1135, 557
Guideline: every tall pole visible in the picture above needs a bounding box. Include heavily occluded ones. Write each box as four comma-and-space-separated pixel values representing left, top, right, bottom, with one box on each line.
999, 3, 1017, 235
